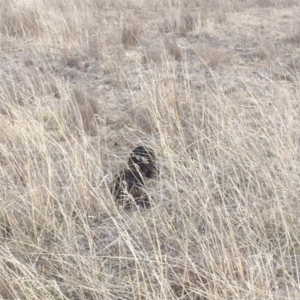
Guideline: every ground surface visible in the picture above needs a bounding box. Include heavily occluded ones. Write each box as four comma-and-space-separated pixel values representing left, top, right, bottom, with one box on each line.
0, 0, 300, 299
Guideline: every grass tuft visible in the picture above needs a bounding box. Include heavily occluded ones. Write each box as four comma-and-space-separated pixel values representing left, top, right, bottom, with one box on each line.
122, 18, 142, 49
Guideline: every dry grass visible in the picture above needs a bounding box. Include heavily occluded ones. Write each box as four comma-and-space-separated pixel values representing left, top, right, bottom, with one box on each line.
165, 39, 183, 61
0, 0, 300, 299
122, 18, 142, 49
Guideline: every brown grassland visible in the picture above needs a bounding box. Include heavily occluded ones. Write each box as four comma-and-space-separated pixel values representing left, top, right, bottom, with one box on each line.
1, 0, 300, 299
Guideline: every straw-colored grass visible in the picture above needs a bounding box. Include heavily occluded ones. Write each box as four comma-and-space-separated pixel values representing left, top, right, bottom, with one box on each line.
0, 0, 300, 299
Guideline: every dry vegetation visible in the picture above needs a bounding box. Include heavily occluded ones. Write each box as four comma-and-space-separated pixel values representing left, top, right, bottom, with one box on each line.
1, 0, 300, 299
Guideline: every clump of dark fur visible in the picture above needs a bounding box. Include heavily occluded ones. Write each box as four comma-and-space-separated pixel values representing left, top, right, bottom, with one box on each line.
111, 146, 157, 209
128, 146, 157, 179
111, 169, 150, 209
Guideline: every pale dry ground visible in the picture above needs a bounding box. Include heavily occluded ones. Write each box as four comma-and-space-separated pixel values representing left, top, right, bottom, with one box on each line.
0, 0, 300, 299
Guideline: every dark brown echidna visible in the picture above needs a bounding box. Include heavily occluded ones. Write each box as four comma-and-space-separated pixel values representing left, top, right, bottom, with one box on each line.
111, 168, 150, 209
111, 146, 157, 209
128, 146, 157, 179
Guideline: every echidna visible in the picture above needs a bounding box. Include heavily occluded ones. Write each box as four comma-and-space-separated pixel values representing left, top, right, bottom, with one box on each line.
110, 146, 157, 209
